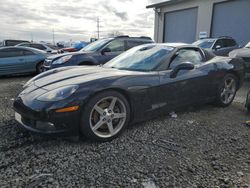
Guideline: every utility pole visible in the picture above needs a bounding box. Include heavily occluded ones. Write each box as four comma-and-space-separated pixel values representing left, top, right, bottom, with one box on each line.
30, 32, 33, 42
97, 17, 100, 39
52, 28, 55, 45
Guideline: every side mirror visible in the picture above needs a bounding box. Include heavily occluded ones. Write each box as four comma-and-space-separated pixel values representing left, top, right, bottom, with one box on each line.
170, 62, 194, 78
215, 45, 221, 50
101, 47, 111, 55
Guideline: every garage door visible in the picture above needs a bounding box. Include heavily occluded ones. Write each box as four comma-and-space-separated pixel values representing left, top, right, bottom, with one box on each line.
164, 7, 198, 43
211, 0, 250, 46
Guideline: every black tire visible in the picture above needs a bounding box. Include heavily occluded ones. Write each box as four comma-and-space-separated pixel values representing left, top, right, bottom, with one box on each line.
36, 62, 44, 74
246, 92, 250, 112
215, 73, 238, 107
80, 90, 130, 142
247, 105, 250, 112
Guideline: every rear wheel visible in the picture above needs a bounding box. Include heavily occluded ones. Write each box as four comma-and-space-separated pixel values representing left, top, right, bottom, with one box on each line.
80, 91, 130, 141
36, 62, 44, 74
215, 74, 237, 107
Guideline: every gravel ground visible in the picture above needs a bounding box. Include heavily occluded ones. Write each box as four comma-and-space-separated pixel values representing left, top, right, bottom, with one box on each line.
0, 75, 249, 188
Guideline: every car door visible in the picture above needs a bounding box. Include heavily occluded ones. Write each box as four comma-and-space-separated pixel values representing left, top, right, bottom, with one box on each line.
21, 49, 39, 72
99, 39, 125, 64
158, 48, 214, 111
0, 48, 27, 75
225, 39, 238, 54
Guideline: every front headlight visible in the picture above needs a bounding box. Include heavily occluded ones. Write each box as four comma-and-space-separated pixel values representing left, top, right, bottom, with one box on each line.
53, 55, 72, 65
37, 85, 78, 101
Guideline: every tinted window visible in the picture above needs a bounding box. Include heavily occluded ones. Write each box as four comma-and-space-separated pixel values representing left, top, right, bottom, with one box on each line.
30, 44, 46, 50
22, 49, 34, 56
19, 43, 30, 47
0, 48, 34, 58
169, 49, 203, 69
214, 39, 225, 48
225, 39, 237, 47
105, 39, 125, 52
0, 48, 24, 58
4, 40, 29, 46
126, 40, 144, 50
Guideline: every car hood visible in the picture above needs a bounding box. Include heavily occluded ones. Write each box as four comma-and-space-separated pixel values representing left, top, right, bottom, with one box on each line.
229, 48, 250, 58
32, 66, 140, 90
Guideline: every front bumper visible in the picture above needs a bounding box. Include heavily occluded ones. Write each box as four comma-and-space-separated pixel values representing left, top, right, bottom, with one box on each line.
13, 98, 81, 135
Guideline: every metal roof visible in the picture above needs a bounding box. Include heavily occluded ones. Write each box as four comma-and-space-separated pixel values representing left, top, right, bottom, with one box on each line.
146, 0, 190, 8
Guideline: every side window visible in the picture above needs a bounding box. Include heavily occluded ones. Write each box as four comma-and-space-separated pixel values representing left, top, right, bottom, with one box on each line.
214, 39, 224, 49
0, 48, 23, 58
30, 44, 46, 50
104, 40, 125, 52
22, 49, 34, 56
126, 40, 144, 50
20, 43, 30, 47
225, 39, 237, 47
169, 49, 203, 69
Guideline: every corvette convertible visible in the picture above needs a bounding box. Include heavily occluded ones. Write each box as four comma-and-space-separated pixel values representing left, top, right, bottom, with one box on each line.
13, 43, 245, 141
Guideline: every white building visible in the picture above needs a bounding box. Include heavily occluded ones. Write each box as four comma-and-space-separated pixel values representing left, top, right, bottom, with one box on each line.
147, 0, 250, 45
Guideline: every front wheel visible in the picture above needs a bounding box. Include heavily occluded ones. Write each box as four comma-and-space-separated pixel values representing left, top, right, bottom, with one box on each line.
36, 62, 44, 74
215, 74, 238, 107
80, 91, 130, 141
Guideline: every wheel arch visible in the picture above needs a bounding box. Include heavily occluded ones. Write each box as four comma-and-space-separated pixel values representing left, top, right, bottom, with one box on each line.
86, 87, 133, 120
227, 70, 241, 90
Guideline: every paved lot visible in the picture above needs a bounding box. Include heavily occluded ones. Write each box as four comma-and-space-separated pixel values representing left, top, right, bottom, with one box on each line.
0, 75, 249, 187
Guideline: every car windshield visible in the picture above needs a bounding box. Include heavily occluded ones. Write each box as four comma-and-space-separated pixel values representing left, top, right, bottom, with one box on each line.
103, 45, 174, 71
193, 39, 215, 49
81, 38, 112, 52
245, 42, 250, 48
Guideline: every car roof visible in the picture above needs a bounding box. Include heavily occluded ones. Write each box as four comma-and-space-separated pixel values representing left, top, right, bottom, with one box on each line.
0, 46, 46, 53
200, 36, 235, 40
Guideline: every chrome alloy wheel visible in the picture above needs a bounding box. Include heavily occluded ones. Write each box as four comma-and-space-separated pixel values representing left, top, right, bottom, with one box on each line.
89, 96, 127, 138
220, 77, 236, 104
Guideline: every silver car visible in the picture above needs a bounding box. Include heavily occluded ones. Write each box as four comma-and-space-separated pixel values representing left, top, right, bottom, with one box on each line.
193, 37, 239, 56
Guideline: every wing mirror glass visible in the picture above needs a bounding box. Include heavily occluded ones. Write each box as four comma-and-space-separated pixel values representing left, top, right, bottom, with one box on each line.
101, 47, 111, 55
170, 62, 194, 78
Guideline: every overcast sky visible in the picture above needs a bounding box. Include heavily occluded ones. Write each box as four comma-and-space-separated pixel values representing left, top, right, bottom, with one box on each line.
0, 0, 164, 43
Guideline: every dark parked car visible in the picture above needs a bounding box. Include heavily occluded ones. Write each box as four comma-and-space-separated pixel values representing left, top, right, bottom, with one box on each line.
193, 37, 239, 56
229, 42, 250, 72
14, 43, 245, 141
0, 47, 48, 76
1, 39, 30, 47
43, 36, 154, 70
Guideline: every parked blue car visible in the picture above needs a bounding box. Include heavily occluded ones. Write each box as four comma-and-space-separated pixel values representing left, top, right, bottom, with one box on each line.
0, 46, 47, 76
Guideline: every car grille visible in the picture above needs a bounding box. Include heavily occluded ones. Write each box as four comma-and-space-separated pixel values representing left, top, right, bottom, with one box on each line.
44, 59, 52, 66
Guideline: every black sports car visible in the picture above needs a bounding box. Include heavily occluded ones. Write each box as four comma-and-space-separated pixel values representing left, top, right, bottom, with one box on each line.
14, 43, 245, 141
